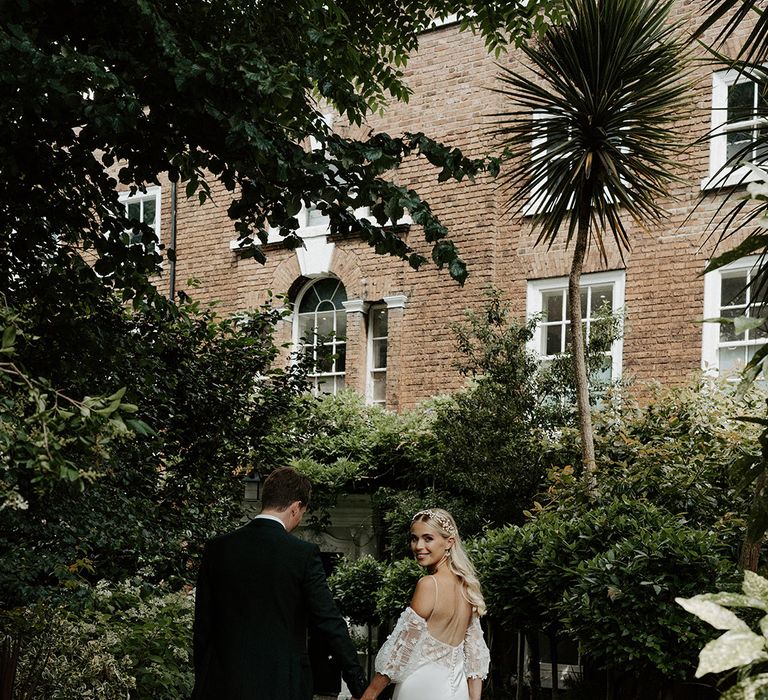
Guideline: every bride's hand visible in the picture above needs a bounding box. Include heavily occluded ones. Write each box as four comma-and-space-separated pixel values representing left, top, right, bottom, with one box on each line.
359, 672, 390, 700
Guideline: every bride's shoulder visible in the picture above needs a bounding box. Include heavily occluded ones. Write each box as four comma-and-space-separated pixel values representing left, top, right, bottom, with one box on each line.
409, 575, 437, 619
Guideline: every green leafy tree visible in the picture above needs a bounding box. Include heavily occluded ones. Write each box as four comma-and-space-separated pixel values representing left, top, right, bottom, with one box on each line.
0, 304, 150, 511
1, 0, 563, 304
0, 294, 308, 608
493, 0, 689, 486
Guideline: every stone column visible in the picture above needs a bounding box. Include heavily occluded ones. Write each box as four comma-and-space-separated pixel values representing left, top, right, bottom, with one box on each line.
341, 299, 369, 396
383, 294, 407, 412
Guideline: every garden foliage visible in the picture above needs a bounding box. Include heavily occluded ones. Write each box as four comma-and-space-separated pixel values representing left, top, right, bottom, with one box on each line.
0, 292, 309, 608
679, 570, 768, 699
4, 580, 194, 699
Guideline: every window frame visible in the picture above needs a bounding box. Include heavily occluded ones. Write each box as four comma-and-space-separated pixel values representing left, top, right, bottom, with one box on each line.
118, 185, 161, 244
293, 276, 348, 397
703, 68, 768, 189
702, 254, 767, 374
526, 270, 626, 380
366, 304, 388, 407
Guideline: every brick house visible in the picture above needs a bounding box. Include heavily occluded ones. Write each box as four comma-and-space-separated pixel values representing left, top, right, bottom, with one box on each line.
122, 5, 764, 412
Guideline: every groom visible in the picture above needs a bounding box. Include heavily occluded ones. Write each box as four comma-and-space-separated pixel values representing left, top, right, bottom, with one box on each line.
191, 467, 367, 699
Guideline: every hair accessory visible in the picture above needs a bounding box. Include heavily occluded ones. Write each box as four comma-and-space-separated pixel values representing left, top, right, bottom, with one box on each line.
412, 509, 457, 537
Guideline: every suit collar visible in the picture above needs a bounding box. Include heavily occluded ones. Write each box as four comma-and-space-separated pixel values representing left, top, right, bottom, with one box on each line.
250, 517, 287, 531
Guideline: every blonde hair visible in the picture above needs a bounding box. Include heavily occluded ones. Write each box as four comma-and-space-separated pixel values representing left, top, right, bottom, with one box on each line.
411, 508, 487, 616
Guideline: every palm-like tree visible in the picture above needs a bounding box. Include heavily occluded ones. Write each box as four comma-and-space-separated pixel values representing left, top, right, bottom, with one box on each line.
493, 0, 689, 486
697, 0, 768, 65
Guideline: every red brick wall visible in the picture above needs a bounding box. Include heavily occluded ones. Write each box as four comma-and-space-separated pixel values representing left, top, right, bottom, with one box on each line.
149, 4, 756, 409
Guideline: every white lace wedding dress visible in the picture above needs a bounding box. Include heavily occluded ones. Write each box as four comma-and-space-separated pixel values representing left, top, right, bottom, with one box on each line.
374, 578, 490, 699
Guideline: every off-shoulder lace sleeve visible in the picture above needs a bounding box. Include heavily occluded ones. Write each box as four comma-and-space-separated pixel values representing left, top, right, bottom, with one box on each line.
374, 607, 428, 683
464, 614, 490, 680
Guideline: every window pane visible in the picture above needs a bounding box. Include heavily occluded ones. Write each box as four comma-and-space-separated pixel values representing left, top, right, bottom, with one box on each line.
143, 198, 156, 226
752, 275, 768, 305
372, 372, 386, 403
590, 285, 613, 314
373, 339, 387, 369
372, 308, 388, 337
297, 278, 347, 396
720, 345, 747, 372
543, 292, 563, 322
728, 81, 756, 122
331, 281, 347, 306
751, 306, 768, 339
727, 129, 753, 162
760, 81, 768, 112
313, 278, 338, 301
720, 308, 746, 342
317, 351, 334, 373
757, 125, 768, 162
336, 310, 347, 338
127, 201, 141, 221
590, 354, 613, 383
721, 273, 748, 307
545, 324, 562, 355
298, 314, 315, 340
316, 309, 335, 337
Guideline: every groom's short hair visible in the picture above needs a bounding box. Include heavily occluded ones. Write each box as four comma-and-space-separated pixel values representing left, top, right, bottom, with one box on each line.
261, 467, 312, 511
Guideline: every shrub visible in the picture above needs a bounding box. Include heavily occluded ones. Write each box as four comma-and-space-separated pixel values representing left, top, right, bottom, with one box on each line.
328, 556, 385, 626
375, 558, 423, 623
2, 580, 194, 699
477, 500, 741, 683
561, 517, 737, 678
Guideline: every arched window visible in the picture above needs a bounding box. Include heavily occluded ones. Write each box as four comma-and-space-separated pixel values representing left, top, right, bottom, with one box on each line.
295, 278, 347, 395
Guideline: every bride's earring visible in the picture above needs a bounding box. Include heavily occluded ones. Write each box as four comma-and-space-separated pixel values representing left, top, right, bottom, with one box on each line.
445, 548, 452, 557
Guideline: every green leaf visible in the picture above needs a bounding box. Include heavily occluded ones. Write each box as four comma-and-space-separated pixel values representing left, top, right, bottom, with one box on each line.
676, 597, 750, 631
734, 315, 768, 335
698, 592, 768, 610
743, 571, 768, 606
695, 629, 768, 677
2, 325, 16, 350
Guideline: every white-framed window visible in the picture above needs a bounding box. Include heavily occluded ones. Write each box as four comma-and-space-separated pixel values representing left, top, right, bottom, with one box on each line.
367, 306, 388, 407
524, 112, 570, 216
294, 277, 347, 395
704, 68, 768, 189
702, 255, 768, 374
119, 186, 161, 244
526, 270, 625, 381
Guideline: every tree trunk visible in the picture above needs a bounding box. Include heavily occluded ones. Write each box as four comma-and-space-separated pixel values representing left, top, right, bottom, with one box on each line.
0, 635, 19, 700
569, 199, 597, 491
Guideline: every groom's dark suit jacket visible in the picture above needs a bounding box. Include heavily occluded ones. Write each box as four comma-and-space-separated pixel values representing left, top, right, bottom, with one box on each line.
191, 518, 366, 700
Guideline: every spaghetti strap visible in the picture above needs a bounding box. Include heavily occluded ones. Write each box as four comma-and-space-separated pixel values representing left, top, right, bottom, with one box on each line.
431, 574, 438, 610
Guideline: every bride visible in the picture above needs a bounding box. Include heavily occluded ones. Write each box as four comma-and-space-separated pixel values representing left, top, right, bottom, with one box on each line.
359, 508, 490, 700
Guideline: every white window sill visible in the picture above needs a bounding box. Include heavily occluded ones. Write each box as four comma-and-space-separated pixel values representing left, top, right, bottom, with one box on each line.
701, 164, 764, 191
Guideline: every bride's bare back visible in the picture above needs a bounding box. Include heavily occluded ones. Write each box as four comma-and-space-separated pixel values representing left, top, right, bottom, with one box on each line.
413, 572, 473, 646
